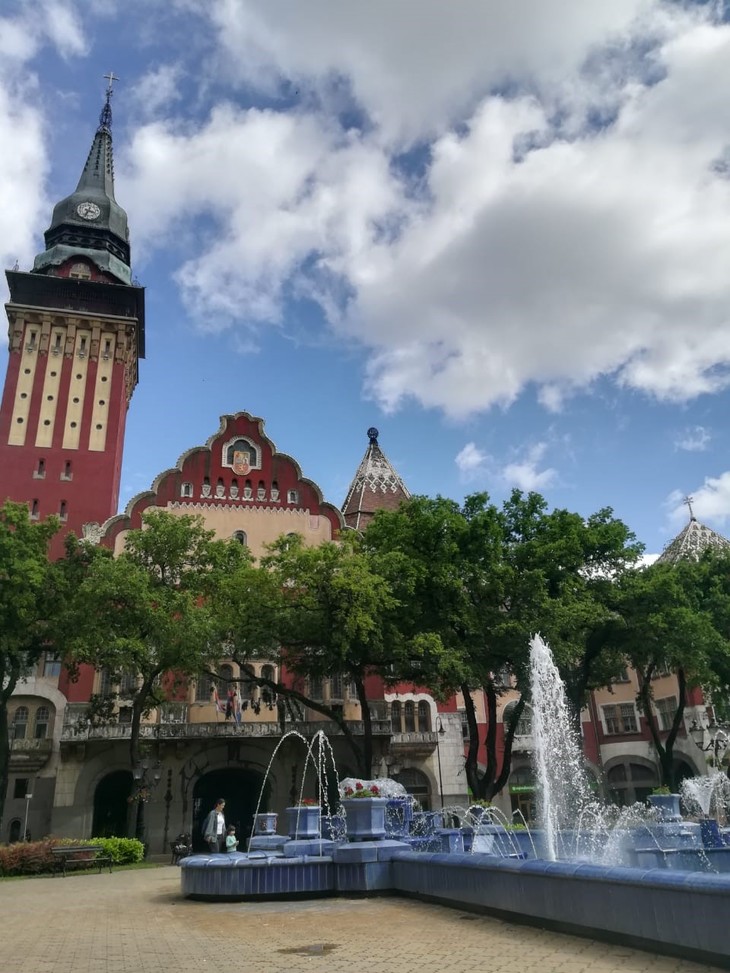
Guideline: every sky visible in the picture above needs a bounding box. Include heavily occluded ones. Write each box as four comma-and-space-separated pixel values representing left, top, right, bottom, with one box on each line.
2, 0, 730, 557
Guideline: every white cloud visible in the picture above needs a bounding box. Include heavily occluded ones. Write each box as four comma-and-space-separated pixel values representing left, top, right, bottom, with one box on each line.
675, 425, 711, 452
455, 442, 488, 479
667, 474, 730, 528
128, 64, 184, 120
500, 442, 557, 493
116, 2, 730, 422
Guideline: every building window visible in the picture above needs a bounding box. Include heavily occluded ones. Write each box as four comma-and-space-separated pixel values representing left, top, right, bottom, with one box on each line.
503, 701, 533, 737
232, 530, 247, 546
59, 500, 67, 521
257, 481, 266, 501
11, 707, 28, 740
460, 709, 469, 741
98, 668, 113, 698
69, 262, 91, 279
224, 438, 259, 470
261, 664, 276, 704
62, 461, 72, 480
34, 459, 46, 479
7, 819, 22, 844
404, 701, 416, 733
43, 653, 62, 678
13, 778, 29, 799
271, 481, 280, 502
308, 677, 323, 701
603, 703, 639, 735
330, 674, 343, 701
34, 706, 50, 739
651, 662, 673, 679
30, 499, 39, 520
118, 707, 133, 724
607, 761, 658, 806
195, 672, 214, 703
287, 490, 299, 504
417, 701, 431, 732
613, 667, 631, 684
656, 696, 678, 732
118, 672, 137, 697
390, 701, 402, 733
180, 482, 193, 498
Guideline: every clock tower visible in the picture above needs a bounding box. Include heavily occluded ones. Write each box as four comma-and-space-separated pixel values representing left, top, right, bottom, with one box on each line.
0, 82, 145, 557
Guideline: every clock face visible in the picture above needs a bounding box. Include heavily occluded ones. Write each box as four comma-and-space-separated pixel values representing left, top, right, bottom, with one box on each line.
76, 201, 101, 221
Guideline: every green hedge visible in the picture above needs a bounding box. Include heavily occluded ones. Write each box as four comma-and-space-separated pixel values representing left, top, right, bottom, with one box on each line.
0, 837, 144, 876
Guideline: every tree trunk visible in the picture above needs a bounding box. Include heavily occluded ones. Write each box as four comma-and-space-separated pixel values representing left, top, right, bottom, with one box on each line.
462, 685, 482, 797
354, 676, 373, 779
480, 681, 498, 800
637, 665, 686, 792
0, 702, 10, 830
490, 693, 526, 799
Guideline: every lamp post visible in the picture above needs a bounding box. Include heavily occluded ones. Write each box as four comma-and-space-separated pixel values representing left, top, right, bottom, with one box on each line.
22, 788, 33, 842
435, 717, 446, 809
132, 758, 162, 849
689, 720, 729, 769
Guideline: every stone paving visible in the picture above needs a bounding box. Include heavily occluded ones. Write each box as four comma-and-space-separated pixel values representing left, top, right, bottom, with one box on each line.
0, 866, 724, 973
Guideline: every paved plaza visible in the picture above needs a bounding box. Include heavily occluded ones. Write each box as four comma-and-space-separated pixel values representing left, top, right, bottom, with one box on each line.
0, 865, 724, 973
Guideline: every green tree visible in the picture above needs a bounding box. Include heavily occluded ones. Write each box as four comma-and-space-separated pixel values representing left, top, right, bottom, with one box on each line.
224, 532, 449, 778
365, 491, 642, 800
0, 501, 59, 826
62, 510, 246, 839
613, 557, 730, 790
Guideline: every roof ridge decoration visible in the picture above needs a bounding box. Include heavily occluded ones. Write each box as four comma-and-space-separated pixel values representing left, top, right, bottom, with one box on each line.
342, 426, 411, 531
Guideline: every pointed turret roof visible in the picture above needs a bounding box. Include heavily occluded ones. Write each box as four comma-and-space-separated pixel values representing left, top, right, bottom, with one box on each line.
657, 505, 730, 565
33, 80, 132, 284
342, 427, 411, 531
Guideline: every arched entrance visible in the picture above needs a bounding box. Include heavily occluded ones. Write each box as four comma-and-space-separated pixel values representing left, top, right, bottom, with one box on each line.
392, 768, 432, 810
92, 770, 133, 837
192, 768, 267, 851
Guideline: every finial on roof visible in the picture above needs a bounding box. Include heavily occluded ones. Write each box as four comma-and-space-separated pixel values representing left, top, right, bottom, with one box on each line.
367, 426, 379, 444
98, 71, 119, 133
683, 495, 696, 522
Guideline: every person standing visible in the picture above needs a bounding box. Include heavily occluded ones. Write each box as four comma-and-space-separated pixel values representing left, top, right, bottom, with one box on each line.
202, 798, 226, 853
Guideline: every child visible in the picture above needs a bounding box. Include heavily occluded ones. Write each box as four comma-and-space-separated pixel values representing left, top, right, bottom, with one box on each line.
225, 825, 238, 852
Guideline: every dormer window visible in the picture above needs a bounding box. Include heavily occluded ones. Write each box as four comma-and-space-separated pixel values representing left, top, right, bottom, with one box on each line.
180, 482, 193, 498
257, 481, 266, 501
69, 262, 91, 280
287, 490, 299, 504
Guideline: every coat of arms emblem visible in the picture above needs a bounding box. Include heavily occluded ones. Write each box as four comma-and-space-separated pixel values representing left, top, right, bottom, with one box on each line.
233, 450, 251, 476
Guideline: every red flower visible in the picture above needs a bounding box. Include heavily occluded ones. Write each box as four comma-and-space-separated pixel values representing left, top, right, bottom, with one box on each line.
355, 781, 363, 790
371, 785, 380, 795
345, 787, 354, 796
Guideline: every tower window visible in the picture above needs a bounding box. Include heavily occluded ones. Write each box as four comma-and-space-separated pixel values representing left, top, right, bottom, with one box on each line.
103, 339, 112, 359
34, 459, 46, 479
271, 481, 280, 502
287, 490, 299, 504
180, 482, 193, 498
30, 499, 39, 520
62, 461, 72, 481
59, 501, 67, 521
69, 262, 91, 280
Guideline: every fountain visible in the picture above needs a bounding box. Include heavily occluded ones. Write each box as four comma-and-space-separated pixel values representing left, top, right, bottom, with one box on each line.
181, 639, 730, 964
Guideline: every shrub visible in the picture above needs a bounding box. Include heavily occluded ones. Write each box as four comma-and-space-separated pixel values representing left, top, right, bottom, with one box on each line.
54, 836, 144, 864
0, 840, 55, 876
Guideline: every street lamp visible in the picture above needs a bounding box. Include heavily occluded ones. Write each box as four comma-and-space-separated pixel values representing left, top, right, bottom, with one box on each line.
689, 720, 729, 768
435, 717, 446, 809
23, 787, 34, 842
131, 758, 162, 848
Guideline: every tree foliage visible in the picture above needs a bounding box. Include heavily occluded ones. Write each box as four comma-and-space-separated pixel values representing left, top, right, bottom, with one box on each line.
0, 501, 59, 825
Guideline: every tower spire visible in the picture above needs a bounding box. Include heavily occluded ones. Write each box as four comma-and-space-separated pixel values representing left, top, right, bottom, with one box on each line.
33, 73, 132, 284
342, 427, 411, 531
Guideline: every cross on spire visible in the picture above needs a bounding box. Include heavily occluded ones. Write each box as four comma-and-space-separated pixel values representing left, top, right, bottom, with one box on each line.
103, 71, 119, 96
683, 495, 696, 521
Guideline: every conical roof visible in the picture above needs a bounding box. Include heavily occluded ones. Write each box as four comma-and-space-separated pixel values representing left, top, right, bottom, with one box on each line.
657, 514, 730, 565
342, 427, 411, 531
33, 84, 132, 284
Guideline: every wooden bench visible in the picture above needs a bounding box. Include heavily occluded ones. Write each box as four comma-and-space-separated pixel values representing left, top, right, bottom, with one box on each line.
51, 845, 113, 877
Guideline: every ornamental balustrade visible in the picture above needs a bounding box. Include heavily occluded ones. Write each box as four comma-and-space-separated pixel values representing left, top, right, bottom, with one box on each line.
60, 718, 392, 742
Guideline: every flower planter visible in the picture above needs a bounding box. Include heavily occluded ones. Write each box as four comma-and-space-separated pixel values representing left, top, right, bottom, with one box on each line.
253, 812, 278, 835
341, 797, 388, 840
647, 794, 681, 822
286, 806, 321, 839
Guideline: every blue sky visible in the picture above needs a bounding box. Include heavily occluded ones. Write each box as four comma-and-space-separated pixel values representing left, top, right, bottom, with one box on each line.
3, 1, 730, 556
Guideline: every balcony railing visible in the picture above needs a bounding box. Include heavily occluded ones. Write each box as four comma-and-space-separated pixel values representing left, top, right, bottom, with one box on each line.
390, 730, 438, 754
60, 719, 392, 743
10, 738, 53, 754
